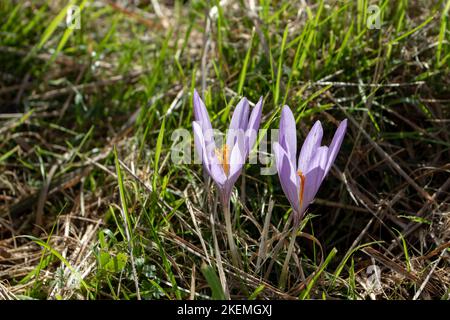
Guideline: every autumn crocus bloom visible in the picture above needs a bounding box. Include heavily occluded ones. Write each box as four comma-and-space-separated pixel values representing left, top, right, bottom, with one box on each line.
192, 89, 263, 268
192, 89, 263, 201
274, 106, 347, 226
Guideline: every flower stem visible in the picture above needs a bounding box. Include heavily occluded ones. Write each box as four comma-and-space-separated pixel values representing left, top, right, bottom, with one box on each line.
211, 192, 230, 299
279, 221, 299, 290
221, 193, 241, 269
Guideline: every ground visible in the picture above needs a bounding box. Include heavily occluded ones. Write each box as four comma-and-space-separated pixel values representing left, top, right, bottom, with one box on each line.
0, 0, 449, 300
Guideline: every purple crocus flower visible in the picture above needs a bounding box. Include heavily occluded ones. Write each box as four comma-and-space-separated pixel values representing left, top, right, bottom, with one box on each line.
274, 106, 347, 226
192, 89, 263, 201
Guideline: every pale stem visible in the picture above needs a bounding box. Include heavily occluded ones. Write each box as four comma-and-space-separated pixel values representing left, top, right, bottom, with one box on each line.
210, 192, 230, 299
279, 218, 299, 290
256, 198, 274, 273
221, 193, 241, 269
262, 214, 293, 280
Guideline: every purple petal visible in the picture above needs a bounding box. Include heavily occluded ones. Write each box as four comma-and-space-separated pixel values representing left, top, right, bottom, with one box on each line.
209, 159, 227, 187
193, 121, 212, 176
193, 89, 213, 132
206, 140, 227, 187
274, 142, 300, 212
298, 120, 323, 173
225, 129, 245, 161
226, 141, 246, 188
193, 121, 205, 164
245, 97, 263, 155
299, 146, 328, 215
226, 97, 249, 147
309, 146, 328, 173
193, 90, 217, 151
193, 121, 226, 187
279, 106, 297, 167
299, 167, 322, 216
324, 119, 347, 178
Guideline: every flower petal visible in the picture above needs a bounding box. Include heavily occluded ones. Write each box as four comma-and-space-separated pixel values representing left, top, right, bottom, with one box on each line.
209, 159, 227, 187
193, 121, 226, 187
192, 121, 205, 164
225, 129, 245, 162
227, 140, 246, 188
298, 120, 323, 173
193, 89, 213, 132
274, 142, 300, 212
324, 119, 347, 178
193, 121, 212, 175
193, 90, 218, 152
245, 97, 263, 155
226, 97, 249, 147
299, 146, 328, 215
279, 106, 297, 167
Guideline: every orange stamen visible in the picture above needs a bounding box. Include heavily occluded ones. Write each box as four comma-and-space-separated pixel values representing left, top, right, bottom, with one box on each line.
215, 144, 230, 176
297, 170, 305, 208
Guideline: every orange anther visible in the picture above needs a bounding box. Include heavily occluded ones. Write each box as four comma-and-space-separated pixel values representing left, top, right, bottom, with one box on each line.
215, 144, 230, 176
297, 170, 305, 208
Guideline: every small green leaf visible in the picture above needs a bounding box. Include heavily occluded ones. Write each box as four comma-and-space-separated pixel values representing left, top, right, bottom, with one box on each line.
249, 284, 265, 300
104, 252, 128, 273
201, 263, 226, 300
398, 215, 432, 225
98, 251, 111, 268
153, 116, 166, 191
300, 247, 337, 299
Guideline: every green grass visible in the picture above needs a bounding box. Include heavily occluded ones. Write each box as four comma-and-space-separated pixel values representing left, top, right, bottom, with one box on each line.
0, 0, 449, 300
